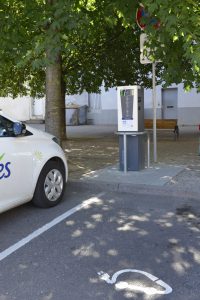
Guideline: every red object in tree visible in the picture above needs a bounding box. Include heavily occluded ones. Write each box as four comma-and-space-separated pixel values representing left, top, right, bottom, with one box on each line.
136, 4, 160, 30
136, 5, 147, 30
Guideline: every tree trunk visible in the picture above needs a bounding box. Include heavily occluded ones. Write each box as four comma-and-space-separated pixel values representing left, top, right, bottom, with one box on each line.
61, 73, 67, 139
45, 0, 66, 142
45, 54, 66, 142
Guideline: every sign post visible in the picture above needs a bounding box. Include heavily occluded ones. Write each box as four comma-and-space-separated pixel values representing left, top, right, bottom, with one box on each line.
152, 62, 157, 162
139, 33, 158, 162
137, 5, 160, 163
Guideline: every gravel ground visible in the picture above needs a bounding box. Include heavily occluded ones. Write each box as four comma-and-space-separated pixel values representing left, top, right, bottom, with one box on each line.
62, 126, 200, 195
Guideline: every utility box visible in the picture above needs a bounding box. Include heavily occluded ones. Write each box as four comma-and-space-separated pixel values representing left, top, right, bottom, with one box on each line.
117, 86, 145, 171
78, 105, 88, 125
65, 107, 79, 125
117, 86, 144, 132
65, 104, 88, 125
119, 133, 146, 171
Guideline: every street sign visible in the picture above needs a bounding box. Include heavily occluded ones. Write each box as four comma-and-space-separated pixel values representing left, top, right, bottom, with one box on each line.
140, 33, 162, 65
136, 4, 160, 31
140, 33, 152, 64
136, 4, 148, 30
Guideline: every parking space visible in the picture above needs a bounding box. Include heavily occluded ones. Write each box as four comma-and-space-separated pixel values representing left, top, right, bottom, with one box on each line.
0, 187, 95, 253
0, 188, 200, 300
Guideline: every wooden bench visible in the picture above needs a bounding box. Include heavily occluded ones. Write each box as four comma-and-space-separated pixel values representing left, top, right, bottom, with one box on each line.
145, 119, 179, 139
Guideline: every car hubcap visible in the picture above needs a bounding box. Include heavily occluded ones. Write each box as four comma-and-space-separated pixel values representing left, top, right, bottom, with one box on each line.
44, 169, 63, 201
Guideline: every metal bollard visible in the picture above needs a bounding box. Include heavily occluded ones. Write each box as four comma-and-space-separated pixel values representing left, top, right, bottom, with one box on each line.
199, 137, 200, 156
147, 132, 150, 168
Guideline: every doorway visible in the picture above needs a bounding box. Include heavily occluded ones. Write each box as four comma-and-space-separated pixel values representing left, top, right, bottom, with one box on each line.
162, 88, 178, 119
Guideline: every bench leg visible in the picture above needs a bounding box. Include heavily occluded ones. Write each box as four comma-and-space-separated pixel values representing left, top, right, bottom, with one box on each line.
174, 125, 179, 140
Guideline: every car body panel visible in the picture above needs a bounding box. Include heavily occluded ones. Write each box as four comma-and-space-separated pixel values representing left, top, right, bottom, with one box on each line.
0, 111, 68, 213
0, 137, 33, 202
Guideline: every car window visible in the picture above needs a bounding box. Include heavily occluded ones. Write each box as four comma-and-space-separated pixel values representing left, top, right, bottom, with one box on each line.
0, 115, 33, 137
0, 115, 14, 137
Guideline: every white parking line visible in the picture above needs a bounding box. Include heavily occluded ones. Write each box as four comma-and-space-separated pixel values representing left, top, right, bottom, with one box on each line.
0, 192, 105, 262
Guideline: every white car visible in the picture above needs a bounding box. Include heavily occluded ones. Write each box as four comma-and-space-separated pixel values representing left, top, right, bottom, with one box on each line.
0, 111, 68, 213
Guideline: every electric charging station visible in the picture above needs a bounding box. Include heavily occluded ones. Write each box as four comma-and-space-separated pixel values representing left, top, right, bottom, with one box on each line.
117, 86, 146, 171
117, 86, 144, 132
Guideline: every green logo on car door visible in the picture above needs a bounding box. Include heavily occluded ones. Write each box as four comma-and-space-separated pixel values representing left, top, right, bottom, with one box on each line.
0, 153, 5, 161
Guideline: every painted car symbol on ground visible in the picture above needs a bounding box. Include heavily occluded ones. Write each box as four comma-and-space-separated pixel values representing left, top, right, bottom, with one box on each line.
98, 269, 172, 296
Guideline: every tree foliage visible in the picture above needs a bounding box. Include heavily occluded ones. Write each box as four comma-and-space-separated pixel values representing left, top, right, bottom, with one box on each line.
0, 0, 157, 140
134, 0, 200, 90
1, 0, 199, 138
1, 0, 200, 94
0, 1, 44, 97
0, 0, 153, 98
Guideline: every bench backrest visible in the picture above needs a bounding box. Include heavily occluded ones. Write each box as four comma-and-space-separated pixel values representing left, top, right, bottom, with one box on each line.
145, 119, 177, 129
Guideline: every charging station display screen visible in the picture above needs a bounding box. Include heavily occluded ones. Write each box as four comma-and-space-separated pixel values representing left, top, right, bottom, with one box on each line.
117, 86, 139, 131
121, 90, 134, 120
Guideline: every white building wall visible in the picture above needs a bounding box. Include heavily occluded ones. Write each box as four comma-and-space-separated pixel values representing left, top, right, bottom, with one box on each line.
87, 87, 118, 124
0, 97, 31, 121
100, 87, 117, 110
31, 98, 45, 119
178, 84, 200, 107
177, 84, 200, 125
93, 84, 200, 126
0, 96, 45, 121
1, 83, 199, 125
142, 84, 200, 109
140, 84, 200, 125
144, 86, 163, 119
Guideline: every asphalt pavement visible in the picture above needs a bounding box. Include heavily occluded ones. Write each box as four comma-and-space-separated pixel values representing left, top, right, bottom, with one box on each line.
1, 123, 200, 300
1, 187, 200, 300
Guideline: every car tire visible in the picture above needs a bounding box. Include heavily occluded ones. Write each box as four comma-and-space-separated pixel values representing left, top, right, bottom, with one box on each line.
32, 160, 66, 208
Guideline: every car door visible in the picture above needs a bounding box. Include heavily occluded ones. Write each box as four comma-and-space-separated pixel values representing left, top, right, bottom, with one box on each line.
0, 115, 33, 211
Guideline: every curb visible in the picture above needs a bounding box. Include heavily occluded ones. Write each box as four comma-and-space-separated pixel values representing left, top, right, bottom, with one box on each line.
68, 179, 200, 202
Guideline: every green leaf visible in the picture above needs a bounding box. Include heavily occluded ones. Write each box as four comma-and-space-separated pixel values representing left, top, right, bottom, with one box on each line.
0, 153, 5, 161
173, 35, 179, 42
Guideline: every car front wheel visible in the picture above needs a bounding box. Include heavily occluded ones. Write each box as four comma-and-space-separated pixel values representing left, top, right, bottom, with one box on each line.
32, 160, 65, 208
